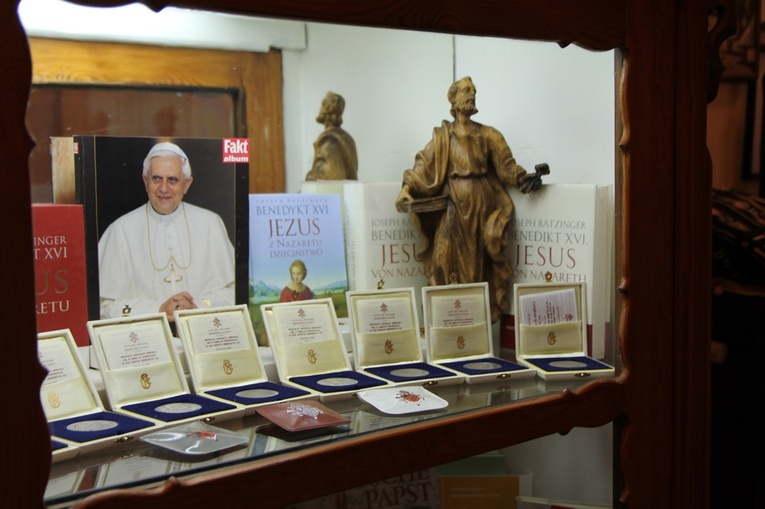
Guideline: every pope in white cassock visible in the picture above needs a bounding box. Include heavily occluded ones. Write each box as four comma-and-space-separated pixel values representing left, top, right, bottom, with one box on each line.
98, 142, 236, 322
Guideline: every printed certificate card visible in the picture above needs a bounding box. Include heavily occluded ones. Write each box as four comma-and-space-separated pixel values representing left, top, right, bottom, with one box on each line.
178, 306, 264, 388
518, 288, 579, 326
89, 314, 186, 408
269, 299, 346, 377
426, 287, 491, 360
39, 333, 97, 420
349, 290, 419, 366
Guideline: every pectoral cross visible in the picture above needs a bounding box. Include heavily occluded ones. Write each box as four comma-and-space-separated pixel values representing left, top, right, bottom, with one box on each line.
164, 263, 183, 295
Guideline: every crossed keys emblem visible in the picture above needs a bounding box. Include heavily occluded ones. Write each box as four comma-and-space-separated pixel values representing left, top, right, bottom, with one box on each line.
223, 359, 234, 375
547, 332, 558, 345
307, 349, 318, 364
456, 335, 466, 349
384, 340, 394, 354
140, 373, 152, 389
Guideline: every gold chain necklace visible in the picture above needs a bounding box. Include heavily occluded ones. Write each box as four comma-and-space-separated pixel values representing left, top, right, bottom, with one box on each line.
146, 202, 192, 272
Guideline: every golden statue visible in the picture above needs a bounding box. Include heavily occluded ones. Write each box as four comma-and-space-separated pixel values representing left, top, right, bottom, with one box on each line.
305, 91, 358, 181
396, 76, 548, 322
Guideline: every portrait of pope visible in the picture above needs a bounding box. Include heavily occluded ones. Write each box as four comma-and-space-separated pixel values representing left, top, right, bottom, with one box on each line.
79, 136, 245, 323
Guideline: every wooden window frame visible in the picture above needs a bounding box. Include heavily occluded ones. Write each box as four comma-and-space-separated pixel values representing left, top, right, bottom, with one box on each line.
29, 36, 285, 194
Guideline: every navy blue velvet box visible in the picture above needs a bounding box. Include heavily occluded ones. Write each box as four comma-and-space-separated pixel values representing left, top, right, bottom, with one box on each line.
174, 305, 315, 415
514, 282, 615, 381
38, 329, 163, 458
88, 313, 246, 424
262, 298, 392, 401
347, 288, 465, 388
423, 282, 536, 384
49, 439, 78, 464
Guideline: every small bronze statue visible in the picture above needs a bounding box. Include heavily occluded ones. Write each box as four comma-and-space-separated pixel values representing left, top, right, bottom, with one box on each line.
305, 91, 358, 181
395, 76, 548, 322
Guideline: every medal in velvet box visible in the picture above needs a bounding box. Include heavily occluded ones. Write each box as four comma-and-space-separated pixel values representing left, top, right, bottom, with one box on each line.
423, 282, 535, 383
174, 304, 313, 415
513, 282, 614, 381
88, 313, 244, 425
261, 298, 390, 401
38, 329, 158, 460
346, 287, 464, 388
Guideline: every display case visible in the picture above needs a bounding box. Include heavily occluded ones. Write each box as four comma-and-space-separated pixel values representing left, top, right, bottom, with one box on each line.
1, 0, 732, 508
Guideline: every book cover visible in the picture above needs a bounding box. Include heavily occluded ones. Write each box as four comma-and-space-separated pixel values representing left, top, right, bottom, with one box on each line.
515, 496, 611, 509
300, 180, 429, 323
435, 451, 533, 509
248, 193, 348, 346
439, 475, 531, 509
284, 469, 441, 509
74, 136, 249, 325
502, 184, 613, 360
32, 204, 90, 347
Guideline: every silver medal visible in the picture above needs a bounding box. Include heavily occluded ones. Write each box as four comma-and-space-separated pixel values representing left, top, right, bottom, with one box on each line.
316, 377, 358, 387
66, 419, 119, 432
389, 368, 430, 378
463, 361, 502, 371
154, 402, 203, 414
236, 388, 280, 399
549, 360, 589, 369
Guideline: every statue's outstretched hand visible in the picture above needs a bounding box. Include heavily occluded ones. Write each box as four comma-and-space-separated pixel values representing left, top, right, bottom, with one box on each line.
519, 163, 549, 194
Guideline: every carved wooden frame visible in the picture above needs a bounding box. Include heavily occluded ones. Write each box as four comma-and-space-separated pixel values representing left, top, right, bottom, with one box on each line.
0, 1, 735, 508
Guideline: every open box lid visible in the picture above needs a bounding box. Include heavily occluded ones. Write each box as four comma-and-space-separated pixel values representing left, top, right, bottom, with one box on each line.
174, 304, 267, 393
87, 313, 190, 409
38, 329, 105, 421
347, 287, 423, 369
422, 282, 495, 363
261, 298, 350, 380
513, 281, 589, 359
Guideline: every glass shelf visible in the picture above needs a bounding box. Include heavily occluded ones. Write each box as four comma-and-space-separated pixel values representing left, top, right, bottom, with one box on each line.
44, 375, 606, 507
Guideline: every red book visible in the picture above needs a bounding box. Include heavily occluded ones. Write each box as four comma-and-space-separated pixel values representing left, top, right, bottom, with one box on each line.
32, 204, 90, 347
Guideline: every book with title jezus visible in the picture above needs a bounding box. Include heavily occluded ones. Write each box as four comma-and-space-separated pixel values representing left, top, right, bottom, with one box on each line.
248, 193, 349, 346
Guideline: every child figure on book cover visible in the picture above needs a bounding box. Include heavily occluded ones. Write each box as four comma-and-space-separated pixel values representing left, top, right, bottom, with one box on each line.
280, 259, 316, 302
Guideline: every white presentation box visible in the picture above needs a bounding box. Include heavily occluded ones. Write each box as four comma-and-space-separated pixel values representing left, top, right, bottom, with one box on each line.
174, 304, 314, 415
261, 298, 390, 401
514, 282, 615, 381
87, 313, 244, 425
347, 287, 464, 388
38, 329, 159, 460
423, 282, 536, 384
49, 438, 79, 463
